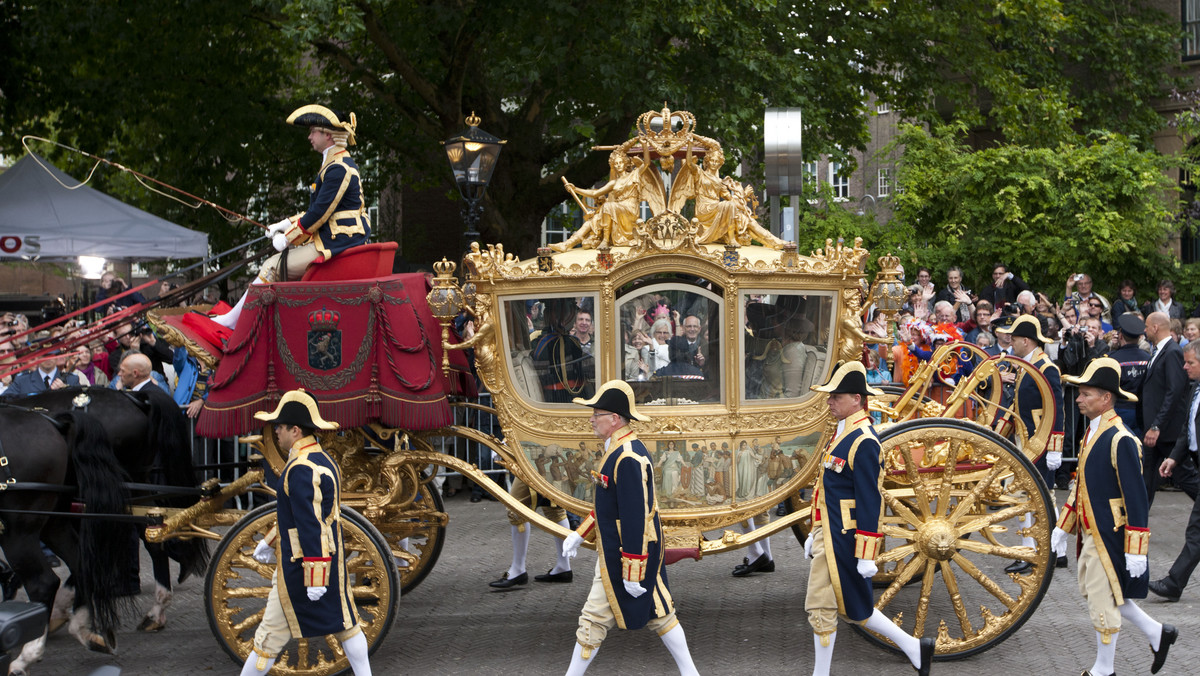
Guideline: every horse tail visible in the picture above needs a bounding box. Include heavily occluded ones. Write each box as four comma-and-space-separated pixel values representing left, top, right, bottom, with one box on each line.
58, 409, 132, 638
144, 391, 211, 581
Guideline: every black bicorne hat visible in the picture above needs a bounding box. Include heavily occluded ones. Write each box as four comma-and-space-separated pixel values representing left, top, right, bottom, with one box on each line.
811, 360, 884, 398
1062, 357, 1137, 401
573, 380, 650, 422
995, 314, 1051, 343
253, 389, 340, 430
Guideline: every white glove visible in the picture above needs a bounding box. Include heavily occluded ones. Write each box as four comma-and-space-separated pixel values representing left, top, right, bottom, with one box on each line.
623, 580, 647, 598
306, 586, 327, 602
562, 531, 584, 559
1051, 527, 1068, 557
804, 533, 814, 559
1126, 554, 1148, 578
856, 558, 878, 578
252, 540, 275, 564
272, 233, 289, 252
267, 218, 292, 236
1046, 451, 1062, 471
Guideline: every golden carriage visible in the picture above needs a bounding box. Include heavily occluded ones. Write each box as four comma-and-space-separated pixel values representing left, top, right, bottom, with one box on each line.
147, 106, 1059, 674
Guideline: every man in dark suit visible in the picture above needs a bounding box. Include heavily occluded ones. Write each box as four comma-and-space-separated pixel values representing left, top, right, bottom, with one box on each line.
1150, 339, 1200, 601
1139, 312, 1196, 507
4, 355, 79, 396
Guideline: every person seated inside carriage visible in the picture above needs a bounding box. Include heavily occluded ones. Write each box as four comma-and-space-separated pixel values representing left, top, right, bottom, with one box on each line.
214, 104, 371, 330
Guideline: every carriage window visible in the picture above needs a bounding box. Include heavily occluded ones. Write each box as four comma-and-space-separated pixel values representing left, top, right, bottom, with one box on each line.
741, 291, 835, 401
500, 294, 598, 404
617, 280, 723, 405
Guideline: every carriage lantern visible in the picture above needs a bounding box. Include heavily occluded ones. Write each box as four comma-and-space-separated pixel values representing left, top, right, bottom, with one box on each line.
426, 258, 465, 376
443, 112, 506, 242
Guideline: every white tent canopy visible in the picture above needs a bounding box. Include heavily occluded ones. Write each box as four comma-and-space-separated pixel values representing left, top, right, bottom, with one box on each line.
0, 152, 208, 261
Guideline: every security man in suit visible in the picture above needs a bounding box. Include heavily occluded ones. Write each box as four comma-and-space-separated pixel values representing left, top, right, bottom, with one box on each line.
559, 380, 699, 675
1053, 358, 1176, 676
804, 361, 934, 676
216, 105, 371, 329
994, 315, 1066, 571
1150, 339, 1200, 601
1139, 311, 1196, 506
242, 390, 372, 676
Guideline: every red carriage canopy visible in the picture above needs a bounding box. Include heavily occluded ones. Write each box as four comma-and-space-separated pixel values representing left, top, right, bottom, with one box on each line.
196, 273, 476, 437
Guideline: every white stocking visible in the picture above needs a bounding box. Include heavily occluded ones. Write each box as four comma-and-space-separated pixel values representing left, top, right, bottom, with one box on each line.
213, 275, 265, 329
565, 641, 596, 676
737, 520, 764, 560
1090, 630, 1117, 676
342, 630, 372, 676
551, 518, 572, 574
864, 608, 920, 667
1019, 511, 1036, 549
659, 625, 700, 676
508, 524, 530, 579
1119, 601, 1162, 649
240, 651, 276, 676
812, 631, 835, 676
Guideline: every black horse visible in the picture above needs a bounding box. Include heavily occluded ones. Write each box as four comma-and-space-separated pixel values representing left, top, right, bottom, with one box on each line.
0, 406, 131, 674
18, 386, 209, 633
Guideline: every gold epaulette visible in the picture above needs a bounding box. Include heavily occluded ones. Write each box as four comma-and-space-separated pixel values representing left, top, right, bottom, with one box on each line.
854, 530, 884, 560
1124, 527, 1150, 556
621, 550, 647, 582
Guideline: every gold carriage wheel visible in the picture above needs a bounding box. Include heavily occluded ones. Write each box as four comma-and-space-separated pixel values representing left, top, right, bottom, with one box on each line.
205, 504, 400, 676
851, 418, 1054, 660
374, 470, 447, 595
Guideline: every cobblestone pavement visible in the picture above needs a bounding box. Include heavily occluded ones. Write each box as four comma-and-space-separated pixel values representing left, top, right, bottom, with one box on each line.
36, 488, 1200, 675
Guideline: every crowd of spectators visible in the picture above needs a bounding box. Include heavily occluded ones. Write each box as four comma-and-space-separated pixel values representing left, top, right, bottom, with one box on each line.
0, 271, 213, 417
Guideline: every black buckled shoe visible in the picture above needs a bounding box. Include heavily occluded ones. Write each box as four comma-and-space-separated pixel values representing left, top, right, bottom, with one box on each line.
488, 572, 528, 589
1004, 560, 1033, 574
1151, 623, 1177, 674
534, 569, 573, 583
914, 636, 934, 676
1147, 579, 1181, 602
731, 554, 774, 577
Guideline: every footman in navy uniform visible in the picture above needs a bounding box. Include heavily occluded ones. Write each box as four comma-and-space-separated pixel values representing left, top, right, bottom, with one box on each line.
240, 389, 372, 676
805, 361, 933, 676
559, 380, 699, 675
1053, 358, 1176, 676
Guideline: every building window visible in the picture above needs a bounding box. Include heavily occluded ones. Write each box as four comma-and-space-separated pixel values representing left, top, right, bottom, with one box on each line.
829, 162, 849, 200
541, 202, 583, 247
1187, 0, 1200, 61
803, 161, 819, 189
877, 168, 891, 197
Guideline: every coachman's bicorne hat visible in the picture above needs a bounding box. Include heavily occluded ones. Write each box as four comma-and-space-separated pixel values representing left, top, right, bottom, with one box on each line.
995, 314, 1052, 344
254, 389, 340, 430
286, 105, 358, 146
573, 380, 651, 422
811, 360, 884, 398
1062, 357, 1137, 402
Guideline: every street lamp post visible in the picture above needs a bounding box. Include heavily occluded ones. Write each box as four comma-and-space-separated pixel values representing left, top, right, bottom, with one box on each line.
442, 112, 506, 242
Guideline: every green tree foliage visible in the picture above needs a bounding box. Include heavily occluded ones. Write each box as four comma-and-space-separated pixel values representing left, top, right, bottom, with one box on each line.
0, 0, 1184, 268
890, 122, 1177, 294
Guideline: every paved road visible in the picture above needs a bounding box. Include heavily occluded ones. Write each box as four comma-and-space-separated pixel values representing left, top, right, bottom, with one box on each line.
36, 488, 1200, 675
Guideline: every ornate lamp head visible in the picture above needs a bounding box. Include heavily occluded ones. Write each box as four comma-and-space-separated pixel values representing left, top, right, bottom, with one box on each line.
427, 258, 464, 322
868, 254, 907, 323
